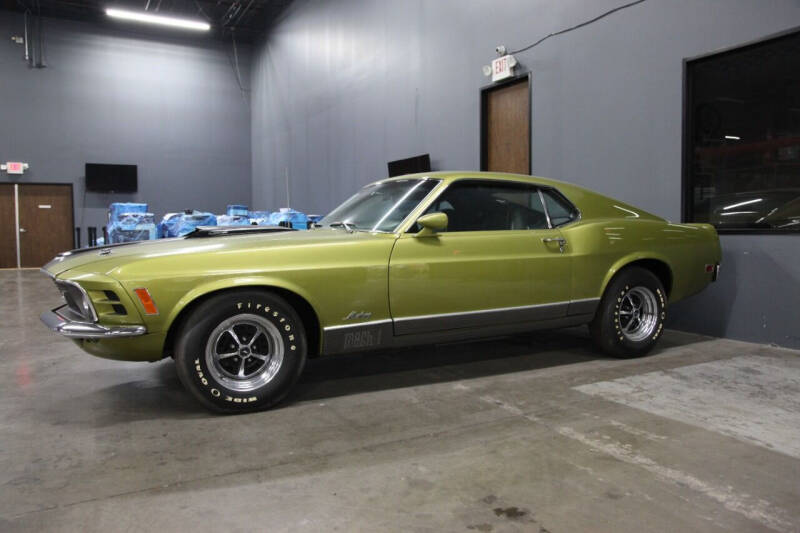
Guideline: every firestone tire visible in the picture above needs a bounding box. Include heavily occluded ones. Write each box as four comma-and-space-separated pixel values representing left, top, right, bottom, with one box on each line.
589, 267, 666, 358
174, 290, 307, 414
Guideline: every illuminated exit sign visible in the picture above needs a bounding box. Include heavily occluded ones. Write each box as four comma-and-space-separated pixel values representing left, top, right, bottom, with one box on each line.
2, 162, 28, 174
491, 54, 517, 82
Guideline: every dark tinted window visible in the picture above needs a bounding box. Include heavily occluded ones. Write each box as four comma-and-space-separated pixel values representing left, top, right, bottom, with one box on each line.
685, 30, 800, 232
541, 189, 579, 227
421, 180, 548, 232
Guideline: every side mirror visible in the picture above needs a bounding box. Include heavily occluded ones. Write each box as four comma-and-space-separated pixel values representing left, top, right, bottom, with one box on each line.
416, 212, 448, 237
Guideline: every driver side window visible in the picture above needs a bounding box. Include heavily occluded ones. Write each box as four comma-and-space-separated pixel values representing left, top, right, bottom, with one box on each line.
420, 180, 549, 232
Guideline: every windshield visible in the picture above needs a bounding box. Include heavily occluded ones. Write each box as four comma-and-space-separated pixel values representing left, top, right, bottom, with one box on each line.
319, 179, 439, 232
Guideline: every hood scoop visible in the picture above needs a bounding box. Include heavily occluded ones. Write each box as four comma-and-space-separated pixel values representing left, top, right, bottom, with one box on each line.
185, 225, 296, 238
48, 225, 293, 260
42, 225, 297, 273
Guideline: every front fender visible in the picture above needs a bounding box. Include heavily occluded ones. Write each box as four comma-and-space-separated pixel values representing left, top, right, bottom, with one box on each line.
165, 276, 323, 335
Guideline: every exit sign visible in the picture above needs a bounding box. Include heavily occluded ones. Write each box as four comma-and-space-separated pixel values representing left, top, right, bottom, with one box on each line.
491, 55, 517, 82
3, 162, 27, 174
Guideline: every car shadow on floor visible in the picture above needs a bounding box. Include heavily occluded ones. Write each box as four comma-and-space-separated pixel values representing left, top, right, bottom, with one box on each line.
44, 364, 208, 426
49, 329, 599, 426
286, 327, 714, 406
286, 328, 605, 405
60, 327, 711, 423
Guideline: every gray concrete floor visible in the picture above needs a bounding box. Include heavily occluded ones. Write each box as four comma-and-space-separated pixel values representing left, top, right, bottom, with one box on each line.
1, 269, 799, 532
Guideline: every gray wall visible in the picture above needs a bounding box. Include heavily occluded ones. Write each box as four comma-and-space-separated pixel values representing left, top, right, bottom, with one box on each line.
251, 0, 800, 349
0, 12, 251, 233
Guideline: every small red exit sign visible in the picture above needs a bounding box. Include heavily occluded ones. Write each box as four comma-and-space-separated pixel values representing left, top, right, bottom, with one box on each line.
491, 55, 517, 82
3, 162, 27, 174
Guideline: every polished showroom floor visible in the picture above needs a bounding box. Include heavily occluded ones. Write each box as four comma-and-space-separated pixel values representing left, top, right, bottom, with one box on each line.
1, 269, 799, 532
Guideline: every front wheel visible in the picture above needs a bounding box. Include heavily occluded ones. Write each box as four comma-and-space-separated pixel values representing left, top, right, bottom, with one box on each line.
589, 267, 666, 358
174, 290, 307, 413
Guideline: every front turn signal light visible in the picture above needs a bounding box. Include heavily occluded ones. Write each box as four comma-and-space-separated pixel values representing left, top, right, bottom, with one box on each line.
134, 288, 159, 315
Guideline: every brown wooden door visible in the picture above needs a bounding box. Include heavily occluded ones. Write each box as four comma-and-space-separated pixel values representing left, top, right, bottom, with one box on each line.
0, 184, 17, 268
482, 76, 530, 174
18, 184, 74, 267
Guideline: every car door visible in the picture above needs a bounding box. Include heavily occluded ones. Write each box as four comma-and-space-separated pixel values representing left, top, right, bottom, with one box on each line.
388, 179, 572, 336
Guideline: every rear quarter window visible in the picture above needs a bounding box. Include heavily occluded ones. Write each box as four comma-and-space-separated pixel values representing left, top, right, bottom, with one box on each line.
542, 189, 579, 227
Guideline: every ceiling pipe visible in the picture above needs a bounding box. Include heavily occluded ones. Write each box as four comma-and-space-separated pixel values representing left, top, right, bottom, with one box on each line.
23, 10, 30, 64
36, 10, 45, 67
231, 0, 254, 29
221, 1, 241, 27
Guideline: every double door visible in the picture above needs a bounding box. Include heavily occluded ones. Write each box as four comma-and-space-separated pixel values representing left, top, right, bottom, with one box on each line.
0, 183, 74, 268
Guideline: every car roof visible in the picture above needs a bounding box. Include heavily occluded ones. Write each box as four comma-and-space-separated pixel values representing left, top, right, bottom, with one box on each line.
376, 171, 664, 222
376, 171, 573, 189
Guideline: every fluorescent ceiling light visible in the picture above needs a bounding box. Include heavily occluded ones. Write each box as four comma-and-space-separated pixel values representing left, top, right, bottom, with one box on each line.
106, 8, 210, 31
724, 135, 741, 140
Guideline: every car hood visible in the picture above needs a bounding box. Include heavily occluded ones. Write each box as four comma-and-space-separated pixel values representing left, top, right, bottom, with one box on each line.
43, 228, 378, 278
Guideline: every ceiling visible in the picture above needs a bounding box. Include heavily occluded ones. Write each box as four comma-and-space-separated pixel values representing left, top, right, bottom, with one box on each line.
0, 0, 292, 42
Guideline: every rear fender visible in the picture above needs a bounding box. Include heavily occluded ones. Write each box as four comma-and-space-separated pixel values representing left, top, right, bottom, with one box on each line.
599, 252, 673, 300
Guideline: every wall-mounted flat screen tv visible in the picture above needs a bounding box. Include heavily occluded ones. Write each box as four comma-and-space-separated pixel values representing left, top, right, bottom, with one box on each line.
387, 154, 431, 177
85, 163, 138, 193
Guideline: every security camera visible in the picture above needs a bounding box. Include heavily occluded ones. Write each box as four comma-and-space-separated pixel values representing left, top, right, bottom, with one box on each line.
495, 45, 507, 56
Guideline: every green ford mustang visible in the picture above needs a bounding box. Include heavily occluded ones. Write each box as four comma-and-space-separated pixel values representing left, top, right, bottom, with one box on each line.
41, 172, 721, 413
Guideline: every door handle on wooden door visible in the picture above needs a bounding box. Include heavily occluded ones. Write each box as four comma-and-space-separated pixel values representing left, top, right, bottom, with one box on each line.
19, 228, 26, 233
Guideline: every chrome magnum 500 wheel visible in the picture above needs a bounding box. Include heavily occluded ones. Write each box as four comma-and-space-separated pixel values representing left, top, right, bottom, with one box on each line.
205, 315, 285, 392
175, 290, 307, 413
617, 286, 660, 342
590, 267, 666, 358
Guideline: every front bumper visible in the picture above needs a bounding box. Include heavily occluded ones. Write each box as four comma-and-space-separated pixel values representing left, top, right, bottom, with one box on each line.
41, 305, 147, 338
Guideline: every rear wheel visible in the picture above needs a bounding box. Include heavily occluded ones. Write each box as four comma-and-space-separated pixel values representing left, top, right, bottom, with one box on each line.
174, 290, 307, 413
590, 267, 666, 358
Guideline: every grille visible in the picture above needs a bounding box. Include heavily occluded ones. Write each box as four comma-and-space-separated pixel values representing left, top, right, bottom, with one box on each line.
104, 290, 120, 301
55, 281, 95, 322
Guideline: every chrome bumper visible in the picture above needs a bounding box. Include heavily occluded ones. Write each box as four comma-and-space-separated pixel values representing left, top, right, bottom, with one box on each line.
41, 305, 147, 339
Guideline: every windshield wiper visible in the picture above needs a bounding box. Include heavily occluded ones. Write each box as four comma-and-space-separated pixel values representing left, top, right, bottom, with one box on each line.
328, 221, 357, 233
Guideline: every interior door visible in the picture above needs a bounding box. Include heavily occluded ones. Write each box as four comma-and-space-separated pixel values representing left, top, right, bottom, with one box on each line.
481, 75, 530, 174
388, 179, 571, 336
18, 184, 74, 268
0, 184, 16, 268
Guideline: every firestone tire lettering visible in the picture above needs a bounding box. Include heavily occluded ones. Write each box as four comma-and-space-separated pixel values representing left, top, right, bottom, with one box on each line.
174, 290, 308, 414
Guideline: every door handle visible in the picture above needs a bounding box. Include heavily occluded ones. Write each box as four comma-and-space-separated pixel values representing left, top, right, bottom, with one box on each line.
542, 237, 566, 253
19, 228, 26, 233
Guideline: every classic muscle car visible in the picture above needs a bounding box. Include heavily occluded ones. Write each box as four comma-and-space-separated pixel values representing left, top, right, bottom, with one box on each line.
41, 172, 721, 413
